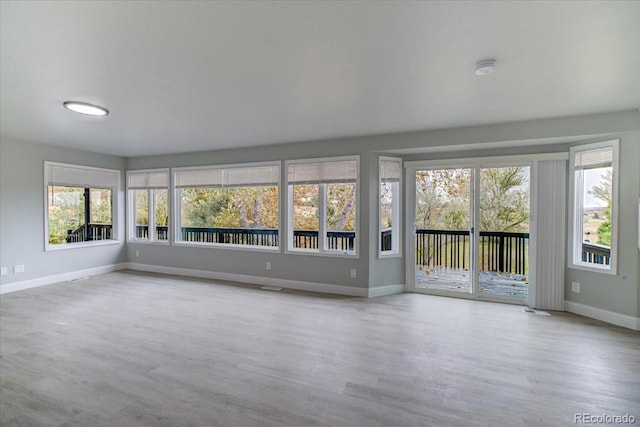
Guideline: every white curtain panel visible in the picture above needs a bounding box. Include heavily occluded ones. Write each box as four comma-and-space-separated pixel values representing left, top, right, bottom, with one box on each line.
533, 159, 567, 310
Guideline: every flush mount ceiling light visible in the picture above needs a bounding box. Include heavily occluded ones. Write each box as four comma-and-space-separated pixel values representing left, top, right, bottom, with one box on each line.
63, 101, 109, 116
474, 59, 497, 76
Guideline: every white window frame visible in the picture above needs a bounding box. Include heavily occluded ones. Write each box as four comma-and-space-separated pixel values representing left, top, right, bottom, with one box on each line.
285, 156, 359, 258
568, 139, 619, 275
126, 169, 170, 244
379, 156, 402, 258
172, 161, 281, 252
44, 161, 120, 251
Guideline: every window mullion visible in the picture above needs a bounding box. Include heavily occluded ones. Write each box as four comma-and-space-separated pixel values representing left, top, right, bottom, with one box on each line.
175, 188, 181, 244
288, 185, 294, 251
575, 170, 584, 263
149, 189, 156, 242
319, 183, 327, 252
391, 181, 400, 252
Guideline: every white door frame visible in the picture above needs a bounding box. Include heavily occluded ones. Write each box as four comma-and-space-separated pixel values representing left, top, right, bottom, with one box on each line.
405, 158, 537, 307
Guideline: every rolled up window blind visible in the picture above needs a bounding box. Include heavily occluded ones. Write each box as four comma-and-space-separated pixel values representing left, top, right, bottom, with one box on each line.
574, 147, 613, 170
380, 159, 401, 183
287, 160, 357, 185
127, 170, 169, 189
175, 164, 279, 188
46, 162, 120, 188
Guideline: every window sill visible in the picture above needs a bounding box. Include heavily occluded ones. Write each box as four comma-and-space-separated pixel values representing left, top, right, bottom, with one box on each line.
568, 261, 617, 276
285, 249, 358, 259
379, 252, 402, 259
46, 240, 121, 251
173, 242, 280, 253
127, 239, 170, 245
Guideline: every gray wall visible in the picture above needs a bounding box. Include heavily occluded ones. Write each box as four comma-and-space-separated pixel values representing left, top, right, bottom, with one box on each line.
126, 139, 371, 290
0, 138, 126, 287
2, 110, 638, 320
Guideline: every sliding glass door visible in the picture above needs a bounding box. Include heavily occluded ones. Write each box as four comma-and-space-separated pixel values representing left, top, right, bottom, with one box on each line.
477, 166, 530, 302
410, 164, 531, 303
413, 168, 473, 294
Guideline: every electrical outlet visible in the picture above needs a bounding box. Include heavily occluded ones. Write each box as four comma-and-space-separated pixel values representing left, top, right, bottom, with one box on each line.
266, 262, 271, 271
350, 269, 357, 279
14, 264, 25, 274
571, 282, 580, 293
135, 250, 139, 257
1, 267, 7, 276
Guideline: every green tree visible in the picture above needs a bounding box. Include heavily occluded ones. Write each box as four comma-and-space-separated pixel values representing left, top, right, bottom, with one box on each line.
415, 169, 471, 230
328, 183, 356, 231
588, 169, 612, 246
479, 167, 529, 232
180, 187, 279, 229
48, 186, 84, 243
415, 167, 530, 232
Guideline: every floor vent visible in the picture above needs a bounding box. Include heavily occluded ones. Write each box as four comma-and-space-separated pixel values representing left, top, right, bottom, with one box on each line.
522, 308, 551, 316
261, 286, 282, 291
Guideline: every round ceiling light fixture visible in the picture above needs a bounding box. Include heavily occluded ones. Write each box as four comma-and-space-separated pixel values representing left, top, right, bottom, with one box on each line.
474, 59, 497, 76
63, 101, 109, 116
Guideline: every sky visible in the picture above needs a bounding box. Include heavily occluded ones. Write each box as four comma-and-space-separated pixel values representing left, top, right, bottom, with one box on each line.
583, 168, 609, 209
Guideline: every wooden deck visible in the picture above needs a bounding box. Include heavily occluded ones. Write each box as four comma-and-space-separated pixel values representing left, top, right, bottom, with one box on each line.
415, 266, 528, 300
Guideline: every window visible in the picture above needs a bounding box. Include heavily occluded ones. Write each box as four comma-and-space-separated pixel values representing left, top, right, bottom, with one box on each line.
174, 162, 280, 250
379, 157, 402, 257
127, 170, 169, 243
286, 157, 359, 256
569, 140, 619, 274
45, 162, 120, 250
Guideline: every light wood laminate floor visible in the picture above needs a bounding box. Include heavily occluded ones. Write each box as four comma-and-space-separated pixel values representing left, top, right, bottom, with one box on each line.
1, 270, 639, 426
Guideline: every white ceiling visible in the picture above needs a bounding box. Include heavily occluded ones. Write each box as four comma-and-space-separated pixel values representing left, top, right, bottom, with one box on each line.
1, 1, 639, 157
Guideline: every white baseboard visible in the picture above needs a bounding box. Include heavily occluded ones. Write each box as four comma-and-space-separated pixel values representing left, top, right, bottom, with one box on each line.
126, 262, 369, 297
368, 284, 404, 298
564, 300, 640, 331
0, 263, 128, 295
0, 261, 397, 299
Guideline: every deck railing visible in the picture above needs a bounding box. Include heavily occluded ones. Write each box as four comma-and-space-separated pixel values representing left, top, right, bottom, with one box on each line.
381, 228, 393, 252
415, 229, 530, 275
66, 223, 113, 243
181, 227, 280, 246
581, 242, 611, 265
135, 225, 355, 250
136, 225, 169, 240
68, 225, 610, 270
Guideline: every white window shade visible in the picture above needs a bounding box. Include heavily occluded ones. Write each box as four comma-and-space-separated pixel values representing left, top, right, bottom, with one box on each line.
46, 163, 120, 188
288, 160, 357, 184
574, 147, 613, 170
127, 171, 169, 189
225, 165, 279, 187
175, 164, 279, 188
175, 168, 223, 188
380, 159, 401, 182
